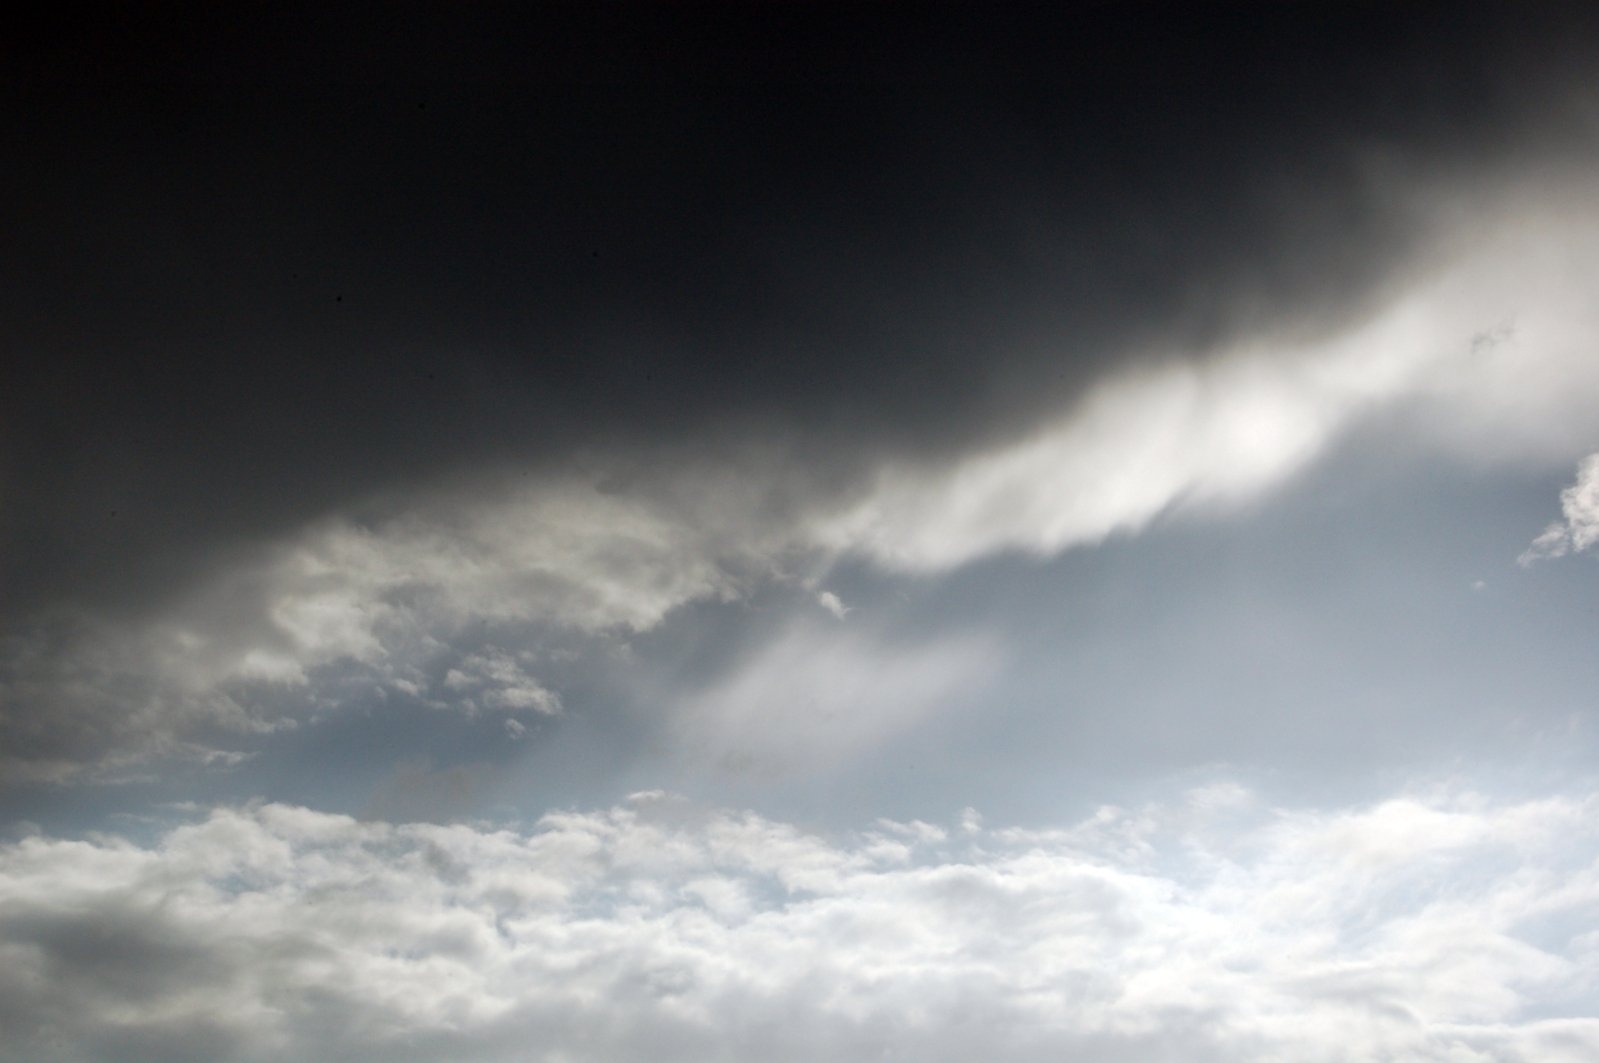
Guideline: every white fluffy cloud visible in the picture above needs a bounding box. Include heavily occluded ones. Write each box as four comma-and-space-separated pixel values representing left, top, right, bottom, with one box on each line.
2, 786, 1598, 1062
1520, 452, 1599, 565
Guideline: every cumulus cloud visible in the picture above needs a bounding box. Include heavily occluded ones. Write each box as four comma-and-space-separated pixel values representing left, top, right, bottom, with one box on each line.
1520, 453, 1599, 566
2, 787, 1598, 1062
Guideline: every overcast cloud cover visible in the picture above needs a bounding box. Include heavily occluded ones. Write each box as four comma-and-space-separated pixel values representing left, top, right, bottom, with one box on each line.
7, 3, 1599, 1059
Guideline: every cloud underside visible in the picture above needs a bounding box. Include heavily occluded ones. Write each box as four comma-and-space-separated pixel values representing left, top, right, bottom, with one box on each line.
7, 175, 1599, 782
2, 787, 1598, 1062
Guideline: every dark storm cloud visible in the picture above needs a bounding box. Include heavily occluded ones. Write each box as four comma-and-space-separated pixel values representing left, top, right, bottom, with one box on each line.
9, 2, 1599, 628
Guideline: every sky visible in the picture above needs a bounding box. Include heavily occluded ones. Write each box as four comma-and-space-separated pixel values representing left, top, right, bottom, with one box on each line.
7, 4, 1599, 1059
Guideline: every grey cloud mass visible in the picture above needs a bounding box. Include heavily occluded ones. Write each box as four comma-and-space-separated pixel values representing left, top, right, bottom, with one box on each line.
12, 173, 1599, 780
9, 4, 1599, 624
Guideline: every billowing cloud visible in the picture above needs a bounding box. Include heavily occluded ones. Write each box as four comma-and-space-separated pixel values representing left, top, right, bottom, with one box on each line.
3, 786, 1598, 1062
1521, 453, 1599, 566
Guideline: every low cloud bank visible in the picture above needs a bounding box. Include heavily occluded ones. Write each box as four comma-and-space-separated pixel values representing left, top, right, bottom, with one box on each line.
3, 786, 1598, 1062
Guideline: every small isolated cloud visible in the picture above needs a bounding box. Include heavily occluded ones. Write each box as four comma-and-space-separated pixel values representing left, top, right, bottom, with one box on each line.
3, 787, 1599, 1062
12, 183, 1599, 786
442, 648, 561, 716
815, 590, 851, 620
1520, 453, 1599, 565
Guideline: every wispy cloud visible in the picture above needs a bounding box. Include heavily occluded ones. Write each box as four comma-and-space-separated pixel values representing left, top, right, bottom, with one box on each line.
672, 622, 1000, 770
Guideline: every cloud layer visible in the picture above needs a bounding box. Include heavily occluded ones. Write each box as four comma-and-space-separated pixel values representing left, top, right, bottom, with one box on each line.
3, 787, 1599, 1062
